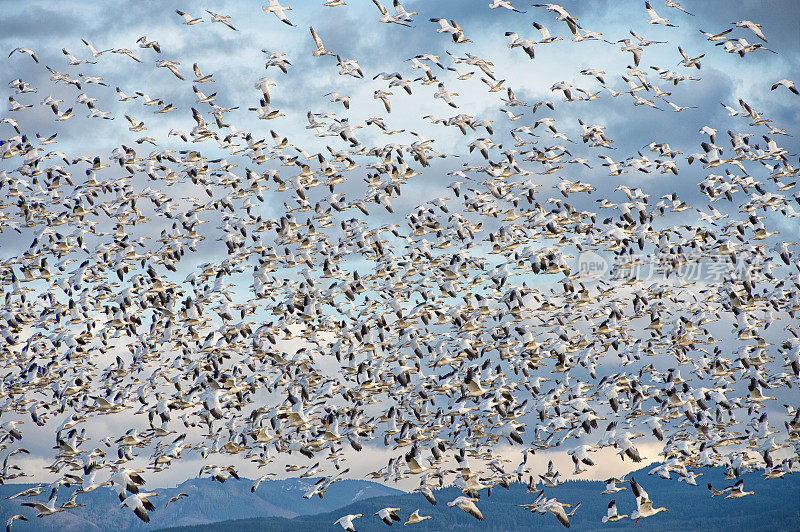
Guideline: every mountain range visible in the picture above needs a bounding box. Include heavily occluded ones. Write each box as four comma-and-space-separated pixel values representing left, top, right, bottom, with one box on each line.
0, 466, 796, 531
0, 477, 400, 531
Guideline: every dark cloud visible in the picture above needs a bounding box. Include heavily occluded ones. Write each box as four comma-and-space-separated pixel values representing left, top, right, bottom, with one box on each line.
0, 6, 84, 40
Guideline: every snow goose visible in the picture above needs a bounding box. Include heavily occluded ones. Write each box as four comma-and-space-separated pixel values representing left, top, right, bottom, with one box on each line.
771, 79, 798, 95
602, 500, 628, 522
335, 513, 363, 531
176, 10, 203, 25
447, 496, 484, 520
725, 479, 754, 498
263, 0, 293, 26
644, 2, 677, 27
629, 477, 668, 522
375, 507, 401, 525
206, 10, 237, 30
405, 509, 432, 525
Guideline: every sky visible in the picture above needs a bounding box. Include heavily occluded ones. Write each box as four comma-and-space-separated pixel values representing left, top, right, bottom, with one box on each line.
1, 0, 800, 503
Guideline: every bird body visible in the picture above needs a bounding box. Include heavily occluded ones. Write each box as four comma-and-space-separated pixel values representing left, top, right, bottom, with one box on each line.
335, 513, 363, 531
629, 477, 668, 522
447, 496, 485, 520
375, 507, 401, 525
263, 0, 293, 25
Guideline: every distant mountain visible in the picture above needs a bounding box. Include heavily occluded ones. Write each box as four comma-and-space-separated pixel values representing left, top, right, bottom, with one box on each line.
0, 477, 402, 531
0, 467, 796, 532
155, 467, 800, 532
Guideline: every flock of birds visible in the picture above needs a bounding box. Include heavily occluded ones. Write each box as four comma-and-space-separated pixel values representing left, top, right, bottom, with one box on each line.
1, 0, 799, 529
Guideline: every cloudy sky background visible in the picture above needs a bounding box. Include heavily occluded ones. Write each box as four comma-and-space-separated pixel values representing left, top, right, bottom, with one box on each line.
1, 0, 799, 493
2, 0, 799, 251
